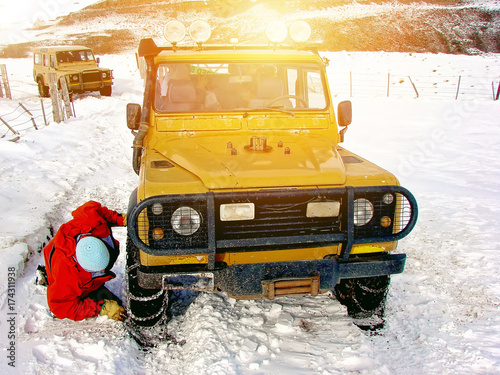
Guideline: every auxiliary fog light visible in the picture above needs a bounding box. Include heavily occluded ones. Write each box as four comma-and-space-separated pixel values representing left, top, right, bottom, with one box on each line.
353, 198, 374, 226
163, 20, 186, 44
382, 193, 394, 205
220, 203, 255, 221
151, 202, 163, 215
380, 216, 392, 228
171, 206, 201, 236
289, 21, 311, 43
306, 201, 340, 218
189, 20, 211, 44
152, 228, 164, 240
266, 20, 288, 43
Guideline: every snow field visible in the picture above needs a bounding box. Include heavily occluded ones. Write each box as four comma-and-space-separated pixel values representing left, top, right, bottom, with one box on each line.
0, 51, 499, 374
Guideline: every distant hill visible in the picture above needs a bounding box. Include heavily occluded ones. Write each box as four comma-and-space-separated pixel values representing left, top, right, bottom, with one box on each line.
2, 0, 499, 57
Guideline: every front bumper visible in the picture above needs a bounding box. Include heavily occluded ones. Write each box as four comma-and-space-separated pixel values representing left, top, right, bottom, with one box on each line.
136, 253, 406, 298
128, 185, 417, 297
67, 69, 113, 91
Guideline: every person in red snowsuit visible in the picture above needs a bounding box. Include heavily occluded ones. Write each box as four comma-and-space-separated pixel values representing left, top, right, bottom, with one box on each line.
42, 201, 126, 321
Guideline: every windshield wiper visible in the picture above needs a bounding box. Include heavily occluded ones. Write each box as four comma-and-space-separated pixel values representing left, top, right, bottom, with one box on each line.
242, 107, 295, 118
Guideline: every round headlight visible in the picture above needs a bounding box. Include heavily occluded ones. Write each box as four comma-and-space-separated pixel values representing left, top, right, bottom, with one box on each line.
266, 21, 287, 43
171, 206, 201, 236
353, 198, 374, 226
189, 20, 211, 44
289, 21, 311, 43
163, 20, 186, 44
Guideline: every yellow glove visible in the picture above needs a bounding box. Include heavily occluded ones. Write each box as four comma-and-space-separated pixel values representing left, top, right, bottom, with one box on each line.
100, 299, 126, 321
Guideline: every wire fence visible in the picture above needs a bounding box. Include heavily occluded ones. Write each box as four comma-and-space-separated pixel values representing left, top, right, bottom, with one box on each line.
329, 71, 500, 101
1, 68, 499, 142
0, 99, 51, 141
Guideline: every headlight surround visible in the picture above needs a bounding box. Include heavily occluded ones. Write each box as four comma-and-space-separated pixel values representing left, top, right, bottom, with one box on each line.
353, 198, 374, 226
70, 74, 79, 82
102, 71, 109, 79
171, 206, 201, 236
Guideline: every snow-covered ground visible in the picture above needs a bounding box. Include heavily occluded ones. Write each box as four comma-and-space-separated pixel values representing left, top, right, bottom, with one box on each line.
1, 49, 500, 374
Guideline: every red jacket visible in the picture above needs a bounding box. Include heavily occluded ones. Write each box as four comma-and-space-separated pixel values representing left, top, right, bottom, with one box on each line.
43, 201, 125, 321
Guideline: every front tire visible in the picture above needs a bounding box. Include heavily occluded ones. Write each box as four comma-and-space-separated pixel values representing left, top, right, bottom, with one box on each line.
334, 276, 390, 329
126, 237, 167, 328
100, 86, 112, 96
37, 78, 49, 97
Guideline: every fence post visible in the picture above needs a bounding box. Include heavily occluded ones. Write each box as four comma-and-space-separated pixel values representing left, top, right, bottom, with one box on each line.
18, 102, 38, 130
0, 116, 20, 137
387, 72, 390, 97
49, 73, 62, 123
0, 64, 12, 100
59, 77, 73, 119
40, 99, 48, 125
455, 75, 461, 100
408, 76, 419, 98
349, 71, 352, 97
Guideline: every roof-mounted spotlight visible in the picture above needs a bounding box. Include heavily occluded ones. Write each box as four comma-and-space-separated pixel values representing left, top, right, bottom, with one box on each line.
163, 20, 186, 45
189, 20, 212, 44
266, 20, 287, 44
289, 21, 311, 43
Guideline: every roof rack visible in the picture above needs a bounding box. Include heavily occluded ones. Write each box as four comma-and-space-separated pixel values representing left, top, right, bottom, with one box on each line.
138, 38, 322, 58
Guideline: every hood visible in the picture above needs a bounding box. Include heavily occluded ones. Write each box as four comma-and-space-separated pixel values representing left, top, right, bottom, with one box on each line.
57, 62, 100, 72
154, 135, 346, 189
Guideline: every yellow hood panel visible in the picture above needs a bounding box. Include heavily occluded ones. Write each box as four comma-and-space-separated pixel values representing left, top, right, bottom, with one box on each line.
154, 135, 346, 189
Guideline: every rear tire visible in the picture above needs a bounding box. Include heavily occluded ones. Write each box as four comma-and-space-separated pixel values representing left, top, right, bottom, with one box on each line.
334, 276, 390, 330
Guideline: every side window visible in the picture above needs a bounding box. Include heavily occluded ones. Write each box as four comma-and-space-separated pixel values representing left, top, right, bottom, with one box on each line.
34, 53, 41, 65
286, 68, 298, 107
43, 54, 49, 67
305, 70, 326, 109
50, 55, 56, 68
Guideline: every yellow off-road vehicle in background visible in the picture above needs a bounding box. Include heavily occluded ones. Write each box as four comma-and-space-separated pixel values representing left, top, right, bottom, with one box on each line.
33, 45, 113, 97
125, 21, 417, 337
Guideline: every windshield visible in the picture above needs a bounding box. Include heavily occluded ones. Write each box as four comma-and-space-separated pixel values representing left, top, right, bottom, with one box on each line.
154, 62, 328, 113
56, 50, 95, 63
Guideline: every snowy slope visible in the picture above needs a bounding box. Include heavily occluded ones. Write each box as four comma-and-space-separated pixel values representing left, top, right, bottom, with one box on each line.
1, 50, 500, 374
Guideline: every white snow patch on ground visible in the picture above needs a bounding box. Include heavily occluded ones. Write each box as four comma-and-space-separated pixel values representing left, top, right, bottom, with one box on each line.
0, 51, 499, 374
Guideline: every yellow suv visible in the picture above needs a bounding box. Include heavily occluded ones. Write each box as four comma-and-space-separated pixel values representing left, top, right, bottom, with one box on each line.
33, 45, 113, 97
125, 21, 417, 335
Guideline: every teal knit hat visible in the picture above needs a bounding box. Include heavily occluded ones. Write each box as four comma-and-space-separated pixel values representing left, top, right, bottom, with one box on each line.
75, 237, 110, 272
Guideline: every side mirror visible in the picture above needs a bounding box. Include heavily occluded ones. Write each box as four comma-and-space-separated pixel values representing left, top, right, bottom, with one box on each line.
127, 103, 142, 130
337, 100, 352, 128
337, 101, 352, 143
96, 57, 100, 65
